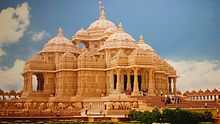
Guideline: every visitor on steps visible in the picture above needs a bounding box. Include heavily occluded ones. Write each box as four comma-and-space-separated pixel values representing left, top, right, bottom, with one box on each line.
85, 106, 88, 115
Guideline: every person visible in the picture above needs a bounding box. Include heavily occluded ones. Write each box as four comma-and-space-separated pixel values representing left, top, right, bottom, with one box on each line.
205, 102, 208, 108
178, 97, 180, 103
126, 89, 131, 95
56, 110, 60, 117
85, 106, 88, 115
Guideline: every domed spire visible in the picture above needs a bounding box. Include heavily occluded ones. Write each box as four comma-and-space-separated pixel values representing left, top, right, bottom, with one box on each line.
99, 0, 105, 20
118, 22, 124, 32
99, 9, 106, 19
139, 35, 144, 43
58, 27, 63, 33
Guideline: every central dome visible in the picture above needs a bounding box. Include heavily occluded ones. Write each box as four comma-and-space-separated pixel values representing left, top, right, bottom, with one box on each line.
87, 10, 117, 30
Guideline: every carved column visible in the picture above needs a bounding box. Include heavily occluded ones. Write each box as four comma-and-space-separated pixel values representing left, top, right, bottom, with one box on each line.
27, 72, 33, 92
145, 70, 148, 91
173, 77, 177, 96
126, 69, 131, 91
109, 70, 114, 93
22, 73, 27, 92
147, 68, 155, 96
141, 69, 146, 91
115, 68, 121, 94
121, 70, 124, 92
132, 68, 140, 96
168, 78, 172, 95
165, 75, 169, 95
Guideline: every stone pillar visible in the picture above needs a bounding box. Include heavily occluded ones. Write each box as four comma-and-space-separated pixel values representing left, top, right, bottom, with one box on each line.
173, 77, 177, 96
132, 68, 140, 96
165, 76, 169, 95
22, 74, 27, 92
126, 69, 131, 91
109, 70, 114, 93
27, 72, 33, 92
168, 78, 172, 95
145, 71, 148, 90
141, 69, 146, 91
105, 50, 111, 66
115, 68, 121, 94
147, 68, 155, 96
121, 70, 124, 92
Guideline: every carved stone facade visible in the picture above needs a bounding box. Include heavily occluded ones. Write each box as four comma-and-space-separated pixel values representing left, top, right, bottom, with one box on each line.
2, 9, 220, 118
21, 10, 177, 105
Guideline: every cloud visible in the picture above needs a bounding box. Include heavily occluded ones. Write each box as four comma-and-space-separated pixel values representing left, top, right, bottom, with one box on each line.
167, 60, 220, 92
31, 31, 50, 42
0, 2, 30, 44
0, 47, 6, 57
0, 59, 25, 92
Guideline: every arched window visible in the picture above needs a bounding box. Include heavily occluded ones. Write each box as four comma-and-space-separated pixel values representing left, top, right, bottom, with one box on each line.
79, 43, 85, 49
32, 73, 44, 91
32, 75, 37, 91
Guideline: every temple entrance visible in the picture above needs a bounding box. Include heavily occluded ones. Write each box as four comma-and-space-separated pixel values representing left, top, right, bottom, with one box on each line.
113, 73, 142, 93
130, 75, 142, 92
32, 73, 44, 91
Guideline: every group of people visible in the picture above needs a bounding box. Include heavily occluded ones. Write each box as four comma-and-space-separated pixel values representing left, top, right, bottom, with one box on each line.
161, 95, 181, 105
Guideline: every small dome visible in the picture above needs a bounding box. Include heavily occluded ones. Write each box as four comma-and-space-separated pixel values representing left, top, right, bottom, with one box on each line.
78, 49, 94, 59
100, 22, 137, 50
88, 10, 116, 30
9, 90, 16, 95
211, 88, 219, 94
0, 89, 4, 95
138, 35, 154, 52
197, 89, 204, 95
183, 90, 190, 96
205, 89, 211, 93
75, 28, 88, 36
41, 27, 81, 54
191, 90, 197, 95
59, 52, 76, 62
58, 52, 77, 69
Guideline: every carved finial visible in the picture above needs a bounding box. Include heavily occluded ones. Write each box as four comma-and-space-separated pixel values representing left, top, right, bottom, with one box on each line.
118, 22, 124, 32
99, 9, 105, 19
99, 0, 105, 19
58, 27, 63, 33
139, 34, 144, 43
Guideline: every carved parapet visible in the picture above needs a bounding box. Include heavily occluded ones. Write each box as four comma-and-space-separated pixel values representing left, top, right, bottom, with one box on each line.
25, 61, 55, 71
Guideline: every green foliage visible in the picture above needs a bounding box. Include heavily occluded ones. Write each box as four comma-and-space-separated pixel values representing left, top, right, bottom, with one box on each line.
128, 108, 213, 124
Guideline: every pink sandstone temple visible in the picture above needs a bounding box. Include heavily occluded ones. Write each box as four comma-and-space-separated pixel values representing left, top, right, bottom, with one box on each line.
0, 8, 219, 118
21, 9, 177, 102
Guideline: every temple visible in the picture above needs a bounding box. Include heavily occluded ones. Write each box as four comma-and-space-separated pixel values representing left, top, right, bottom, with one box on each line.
21, 9, 177, 101
0, 6, 219, 119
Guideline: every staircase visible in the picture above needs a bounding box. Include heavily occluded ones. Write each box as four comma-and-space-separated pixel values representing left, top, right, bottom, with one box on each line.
131, 96, 220, 109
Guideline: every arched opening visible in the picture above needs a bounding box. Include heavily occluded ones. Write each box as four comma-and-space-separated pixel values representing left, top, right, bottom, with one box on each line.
32, 75, 37, 91
32, 73, 44, 91
79, 43, 85, 49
